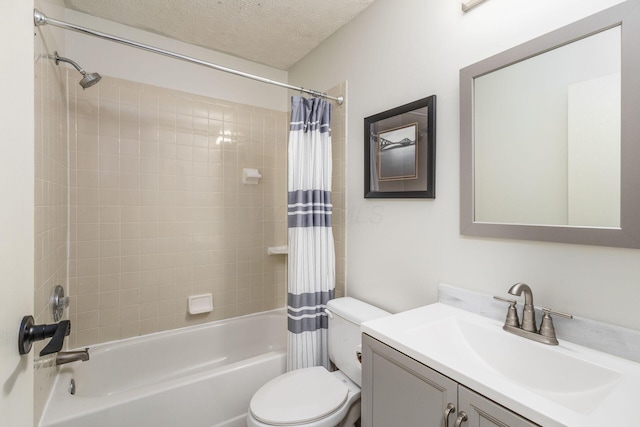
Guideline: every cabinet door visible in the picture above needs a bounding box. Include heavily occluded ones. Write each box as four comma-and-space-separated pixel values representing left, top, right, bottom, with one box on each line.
362, 334, 458, 427
458, 386, 540, 427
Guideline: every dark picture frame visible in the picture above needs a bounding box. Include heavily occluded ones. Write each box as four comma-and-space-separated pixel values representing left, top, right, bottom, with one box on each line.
364, 96, 436, 198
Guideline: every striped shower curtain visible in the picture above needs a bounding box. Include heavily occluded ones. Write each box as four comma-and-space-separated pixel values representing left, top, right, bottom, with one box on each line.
287, 96, 335, 371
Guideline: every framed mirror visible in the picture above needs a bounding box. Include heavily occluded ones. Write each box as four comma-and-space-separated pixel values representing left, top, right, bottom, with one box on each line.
460, 0, 640, 248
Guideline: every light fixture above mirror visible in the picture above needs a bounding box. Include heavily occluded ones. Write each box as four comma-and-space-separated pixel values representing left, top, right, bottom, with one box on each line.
460, 0, 640, 248
462, 0, 489, 12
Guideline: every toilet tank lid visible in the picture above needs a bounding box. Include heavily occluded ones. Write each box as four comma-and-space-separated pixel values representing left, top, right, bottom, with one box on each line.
326, 297, 391, 325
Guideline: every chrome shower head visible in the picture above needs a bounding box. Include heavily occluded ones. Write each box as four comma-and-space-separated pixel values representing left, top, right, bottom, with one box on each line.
79, 72, 102, 89
54, 51, 102, 90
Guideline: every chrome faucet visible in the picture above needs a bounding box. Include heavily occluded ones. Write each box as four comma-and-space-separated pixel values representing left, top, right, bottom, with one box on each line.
494, 283, 572, 345
56, 348, 90, 366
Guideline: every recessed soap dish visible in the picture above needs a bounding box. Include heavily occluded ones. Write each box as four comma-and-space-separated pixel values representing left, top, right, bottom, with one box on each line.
267, 245, 288, 255
188, 294, 213, 315
242, 168, 262, 184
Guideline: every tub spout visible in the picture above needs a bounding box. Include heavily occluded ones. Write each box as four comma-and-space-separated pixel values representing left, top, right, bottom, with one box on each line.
56, 348, 90, 366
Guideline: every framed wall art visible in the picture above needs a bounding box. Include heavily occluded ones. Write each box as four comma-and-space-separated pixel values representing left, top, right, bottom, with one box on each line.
364, 95, 436, 198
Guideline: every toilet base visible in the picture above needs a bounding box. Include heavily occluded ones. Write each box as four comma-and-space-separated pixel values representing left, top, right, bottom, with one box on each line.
337, 401, 360, 427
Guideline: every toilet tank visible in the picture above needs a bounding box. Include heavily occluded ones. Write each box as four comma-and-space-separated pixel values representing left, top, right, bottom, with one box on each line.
327, 297, 390, 386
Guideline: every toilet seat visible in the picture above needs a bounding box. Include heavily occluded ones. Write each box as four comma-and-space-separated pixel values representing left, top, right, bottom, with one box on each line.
249, 367, 349, 425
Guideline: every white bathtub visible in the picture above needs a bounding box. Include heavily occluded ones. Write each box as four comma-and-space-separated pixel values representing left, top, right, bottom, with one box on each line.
40, 309, 287, 427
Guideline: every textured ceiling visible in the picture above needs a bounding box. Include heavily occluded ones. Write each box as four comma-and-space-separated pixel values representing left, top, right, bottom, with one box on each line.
63, 0, 376, 70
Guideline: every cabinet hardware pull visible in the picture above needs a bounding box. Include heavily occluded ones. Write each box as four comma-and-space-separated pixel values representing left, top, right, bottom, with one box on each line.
454, 411, 468, 427
444, 403, 456, 427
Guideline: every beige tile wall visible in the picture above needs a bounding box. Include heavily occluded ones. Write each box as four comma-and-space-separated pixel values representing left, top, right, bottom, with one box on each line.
66, 76, 291, 347
34, 30, 69, 423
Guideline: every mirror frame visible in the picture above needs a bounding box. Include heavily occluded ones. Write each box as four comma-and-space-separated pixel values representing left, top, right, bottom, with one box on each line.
460, 0, 640, 248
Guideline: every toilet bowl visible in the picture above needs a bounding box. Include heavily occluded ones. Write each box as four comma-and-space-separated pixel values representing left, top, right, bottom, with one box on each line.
247, 297, 390, 427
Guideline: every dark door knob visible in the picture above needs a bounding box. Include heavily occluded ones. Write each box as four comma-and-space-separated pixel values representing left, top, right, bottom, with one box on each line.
18, 315, 71, 356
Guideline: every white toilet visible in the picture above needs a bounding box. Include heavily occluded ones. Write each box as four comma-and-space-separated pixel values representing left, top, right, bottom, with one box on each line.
247, 297, 390, 427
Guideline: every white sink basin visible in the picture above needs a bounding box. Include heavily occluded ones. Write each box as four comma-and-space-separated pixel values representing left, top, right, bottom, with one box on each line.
406, 317, 621, 413
362, 303, 640, 427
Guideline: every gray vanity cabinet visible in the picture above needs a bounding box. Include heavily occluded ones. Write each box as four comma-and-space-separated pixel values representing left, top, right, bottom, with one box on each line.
361, 333, 457, 426
457, 385, 539, 427
361, 334, 539, 427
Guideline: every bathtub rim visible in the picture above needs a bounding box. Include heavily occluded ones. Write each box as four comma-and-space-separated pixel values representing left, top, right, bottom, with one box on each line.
67, 306, 286, 352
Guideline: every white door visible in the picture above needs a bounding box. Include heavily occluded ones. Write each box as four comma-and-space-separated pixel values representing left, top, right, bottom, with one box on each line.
0, 1, 36, 426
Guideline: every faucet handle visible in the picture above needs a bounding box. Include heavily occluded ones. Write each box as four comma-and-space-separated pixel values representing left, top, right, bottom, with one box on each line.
541, 307, 573, 319
493, 296, 516, 304
493, 296, 520, 328
539, 308, 573, 344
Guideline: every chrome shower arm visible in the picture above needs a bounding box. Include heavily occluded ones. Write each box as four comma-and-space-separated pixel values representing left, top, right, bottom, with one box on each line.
54, 52, 87, 75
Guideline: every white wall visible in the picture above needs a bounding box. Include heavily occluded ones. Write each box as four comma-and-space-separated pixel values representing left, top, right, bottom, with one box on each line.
63, 10, 289, 112
0, 1, 35, 425
289, 0, 640, 330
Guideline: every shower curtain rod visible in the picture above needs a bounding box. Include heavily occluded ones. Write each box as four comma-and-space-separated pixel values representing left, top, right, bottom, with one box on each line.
33, 9, 344, 105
